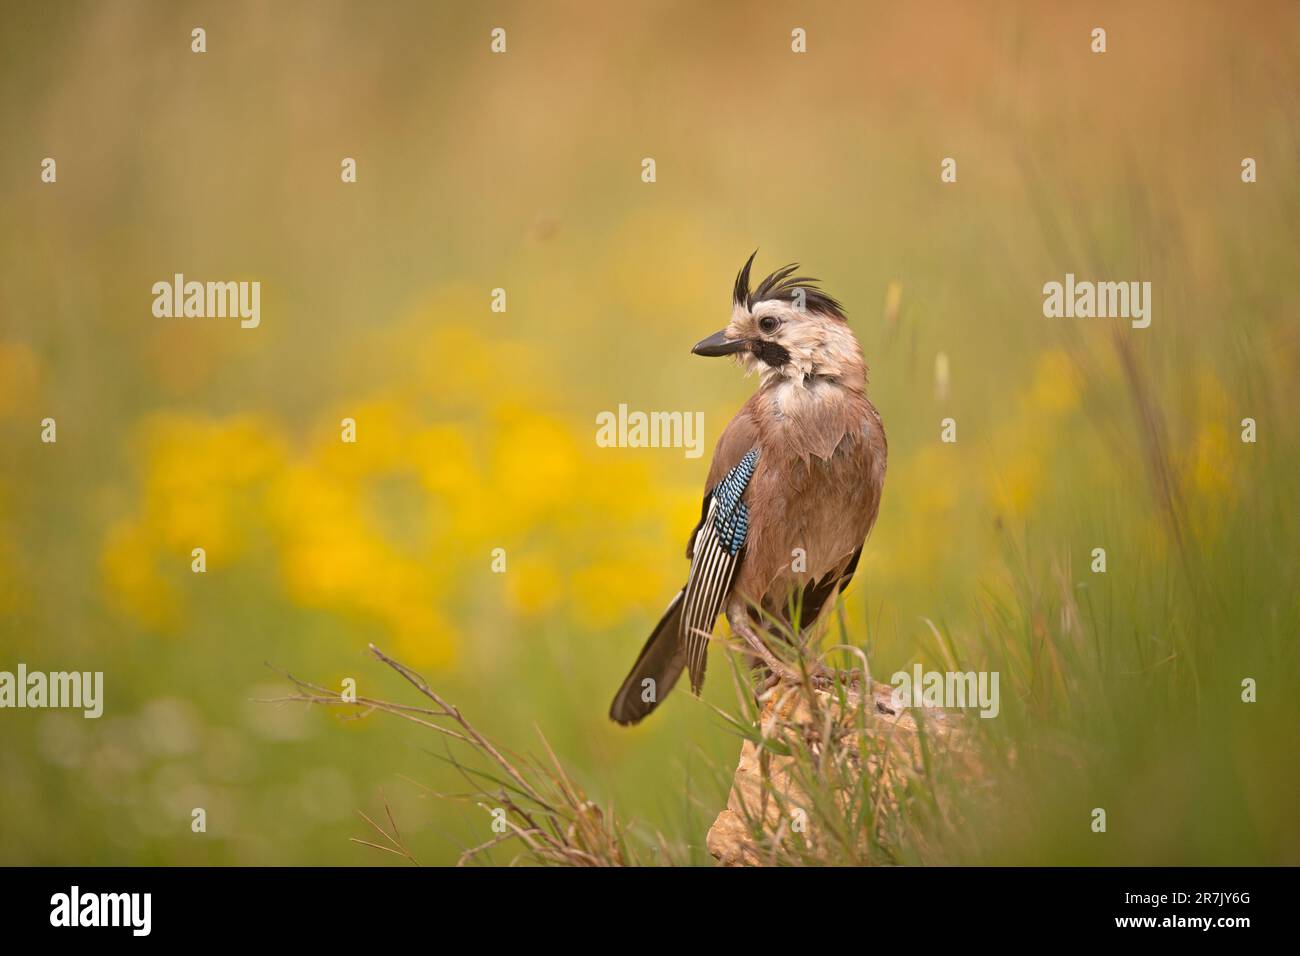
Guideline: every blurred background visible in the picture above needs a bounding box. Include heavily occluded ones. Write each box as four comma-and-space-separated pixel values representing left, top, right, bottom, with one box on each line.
0, 0, 1297, 865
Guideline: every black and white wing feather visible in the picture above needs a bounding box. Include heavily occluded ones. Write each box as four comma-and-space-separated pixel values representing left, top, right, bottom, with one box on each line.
681, 448, 758, 693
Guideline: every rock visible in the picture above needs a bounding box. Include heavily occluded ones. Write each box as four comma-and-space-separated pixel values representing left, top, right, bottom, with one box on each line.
706, 677, 974, 866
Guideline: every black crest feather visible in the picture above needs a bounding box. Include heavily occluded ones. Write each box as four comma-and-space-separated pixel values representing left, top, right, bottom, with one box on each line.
732, 251, 846, 321
732, 250, 758, 310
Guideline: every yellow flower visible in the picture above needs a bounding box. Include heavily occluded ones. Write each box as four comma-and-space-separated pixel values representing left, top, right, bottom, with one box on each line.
100, 520, 181, 633
506, 551, 564, 616
571, 557, 670, 630
100, 414, 285, 631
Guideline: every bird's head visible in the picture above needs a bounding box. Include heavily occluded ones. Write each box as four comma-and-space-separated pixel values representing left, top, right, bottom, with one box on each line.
692, 252, 865, 391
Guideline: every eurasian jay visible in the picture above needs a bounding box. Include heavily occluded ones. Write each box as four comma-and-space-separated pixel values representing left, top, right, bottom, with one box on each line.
610, 253, 888, 724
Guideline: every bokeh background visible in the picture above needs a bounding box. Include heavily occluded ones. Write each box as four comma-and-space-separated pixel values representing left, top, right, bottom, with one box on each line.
1, 0, 1297, 865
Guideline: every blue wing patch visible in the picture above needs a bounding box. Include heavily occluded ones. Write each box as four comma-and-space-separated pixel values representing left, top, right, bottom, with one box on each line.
712, 448, 758, 555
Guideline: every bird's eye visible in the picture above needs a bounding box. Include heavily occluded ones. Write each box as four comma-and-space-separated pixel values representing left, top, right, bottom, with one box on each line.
758, 316, 780, 334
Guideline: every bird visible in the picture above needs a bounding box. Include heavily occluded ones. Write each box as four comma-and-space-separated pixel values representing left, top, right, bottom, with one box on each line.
609, 253, 888, 725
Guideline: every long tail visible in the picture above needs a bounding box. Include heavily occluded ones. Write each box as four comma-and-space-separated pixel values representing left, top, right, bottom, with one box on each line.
609, 590, 687, 725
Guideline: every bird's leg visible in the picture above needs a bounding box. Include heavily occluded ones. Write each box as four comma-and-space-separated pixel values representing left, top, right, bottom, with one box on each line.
729, 603, 868, 694
745, 653, 780, 696
726, 603, 802, 686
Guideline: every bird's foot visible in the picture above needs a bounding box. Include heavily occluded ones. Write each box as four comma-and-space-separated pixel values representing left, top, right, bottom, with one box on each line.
756, 662, 867, 694
730, 606, 869, 695
732, 618, 803, 685
808, 667, 868, 690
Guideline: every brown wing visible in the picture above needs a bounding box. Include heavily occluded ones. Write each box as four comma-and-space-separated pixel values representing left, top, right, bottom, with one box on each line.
685, 403, 760, 559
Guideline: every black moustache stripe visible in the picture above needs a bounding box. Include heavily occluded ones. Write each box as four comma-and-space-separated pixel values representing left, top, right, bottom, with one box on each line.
752, 340, 791, 367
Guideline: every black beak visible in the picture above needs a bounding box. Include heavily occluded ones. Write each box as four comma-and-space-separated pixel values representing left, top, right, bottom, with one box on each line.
692, 329, 747, 357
